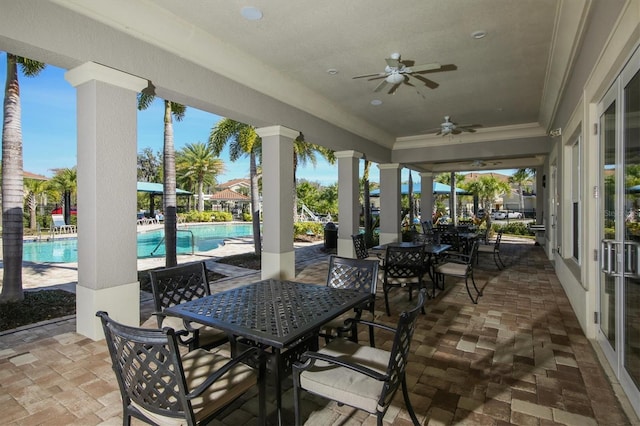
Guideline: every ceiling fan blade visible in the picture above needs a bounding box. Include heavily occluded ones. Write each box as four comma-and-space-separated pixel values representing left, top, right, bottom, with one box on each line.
388, 83, 401, 94
409, 62, 441, 73
400, 59, 415, 67
451, 129, 463, 135
373, 79, 388, 93
412, 74, 439, 89
435, 129, 443, 135
353, 72, 386, 79
414, 63, 458, 75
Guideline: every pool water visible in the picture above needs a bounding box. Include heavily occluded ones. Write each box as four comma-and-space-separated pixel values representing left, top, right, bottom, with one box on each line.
22, 223, 253, 263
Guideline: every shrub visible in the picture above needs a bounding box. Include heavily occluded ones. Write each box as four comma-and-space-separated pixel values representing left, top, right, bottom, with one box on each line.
493, 221, 534, 236
210, 211, 233, 222
294, 221, 324, 238
242, 212, 252, 222
180, 210, 232, 222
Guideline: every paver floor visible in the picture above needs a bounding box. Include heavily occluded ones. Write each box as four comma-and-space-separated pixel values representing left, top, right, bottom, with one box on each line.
0, 237, 637, 425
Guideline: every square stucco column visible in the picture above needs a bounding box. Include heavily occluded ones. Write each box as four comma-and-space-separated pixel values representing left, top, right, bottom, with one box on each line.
335, 150, 362, 258
65, 63, 147, 340
256, 126, 298, 280
378, 163, 402, 244
420, 172, 434, 225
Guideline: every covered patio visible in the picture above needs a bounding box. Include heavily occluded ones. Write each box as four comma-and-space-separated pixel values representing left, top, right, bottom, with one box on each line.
1, 0, 639, 420
0, 238, 634, 424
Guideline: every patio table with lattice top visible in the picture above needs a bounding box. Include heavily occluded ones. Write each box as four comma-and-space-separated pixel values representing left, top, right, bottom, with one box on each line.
164, 279, 370, 423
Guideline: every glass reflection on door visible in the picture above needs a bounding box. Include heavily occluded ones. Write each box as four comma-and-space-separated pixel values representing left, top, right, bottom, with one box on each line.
601, 101, 617, 348
623, 68, 640, 389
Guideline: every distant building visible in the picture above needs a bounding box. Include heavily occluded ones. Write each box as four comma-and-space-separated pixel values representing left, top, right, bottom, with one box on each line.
217, 178, 250, 194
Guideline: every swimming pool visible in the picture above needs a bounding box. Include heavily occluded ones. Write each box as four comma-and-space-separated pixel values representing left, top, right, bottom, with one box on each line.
22, 223, 254, 263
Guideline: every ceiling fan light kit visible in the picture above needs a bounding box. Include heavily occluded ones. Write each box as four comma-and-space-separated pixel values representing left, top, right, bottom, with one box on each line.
352, 52, 446, 95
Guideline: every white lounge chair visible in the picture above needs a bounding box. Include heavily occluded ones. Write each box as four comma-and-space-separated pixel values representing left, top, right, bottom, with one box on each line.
51, 214, 76, 234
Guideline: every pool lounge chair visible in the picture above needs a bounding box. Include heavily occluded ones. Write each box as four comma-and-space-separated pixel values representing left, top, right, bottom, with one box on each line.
51, 214, 76, 234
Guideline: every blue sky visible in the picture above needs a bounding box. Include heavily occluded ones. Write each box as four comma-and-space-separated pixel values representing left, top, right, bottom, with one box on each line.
0, 53, 345, 185
1, 52, 512, 186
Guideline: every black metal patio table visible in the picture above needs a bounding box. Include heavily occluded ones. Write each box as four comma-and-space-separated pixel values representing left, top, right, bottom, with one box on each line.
164, 279, 371, 424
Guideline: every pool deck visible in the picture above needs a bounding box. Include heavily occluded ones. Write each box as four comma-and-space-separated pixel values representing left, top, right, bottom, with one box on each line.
7, 222, 282, 294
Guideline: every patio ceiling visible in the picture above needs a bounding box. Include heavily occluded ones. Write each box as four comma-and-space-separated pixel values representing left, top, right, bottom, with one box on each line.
3, 0, 596, 172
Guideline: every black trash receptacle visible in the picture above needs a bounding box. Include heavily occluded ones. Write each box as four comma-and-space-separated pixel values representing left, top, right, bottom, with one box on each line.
324, 222, 338, 250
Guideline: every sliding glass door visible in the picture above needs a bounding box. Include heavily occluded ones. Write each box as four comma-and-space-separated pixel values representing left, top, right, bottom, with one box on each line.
598, 46, 640, 411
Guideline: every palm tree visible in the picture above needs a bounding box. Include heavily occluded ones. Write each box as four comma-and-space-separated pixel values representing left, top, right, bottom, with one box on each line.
509, 168, 534, 214
24, 178, 49, 230
466, 175, 511, 227
1, 53, 46, 302
49, 167, 77, 224
209, 119, 262, 256
138, 91, 185, 267
176, 142, 225, 212
362, 159, 373, 245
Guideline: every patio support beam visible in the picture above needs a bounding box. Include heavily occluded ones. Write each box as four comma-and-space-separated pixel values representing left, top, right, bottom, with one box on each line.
378, 163, 402, 244
420, 172, 434, 225
257, 125, 298, 280
335, 150, 362, 258
65, 62, 147, 339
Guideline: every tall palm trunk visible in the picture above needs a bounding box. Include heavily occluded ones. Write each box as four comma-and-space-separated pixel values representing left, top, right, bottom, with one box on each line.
197, 181, 204, 212
363, 160, 372, 245
249, 150, 262, 256
163, 100, 177, 267
408, 172, 414, 229
1, 54, 24, 302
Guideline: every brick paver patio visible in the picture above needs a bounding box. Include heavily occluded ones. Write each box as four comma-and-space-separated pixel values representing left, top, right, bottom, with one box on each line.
0, 237, 637, 425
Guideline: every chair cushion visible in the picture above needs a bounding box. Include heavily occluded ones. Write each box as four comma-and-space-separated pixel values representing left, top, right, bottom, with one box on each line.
477, 245, 495, 253
299, 338, 390, 413
434, 262, 468, 276
162, 315, 228, 347
132, 349, 256, 425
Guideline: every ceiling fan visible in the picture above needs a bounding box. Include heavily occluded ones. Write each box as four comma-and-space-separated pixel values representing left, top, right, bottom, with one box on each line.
427, 116, 483, 136
470, 159, 502, 168
352, 52, 447, 95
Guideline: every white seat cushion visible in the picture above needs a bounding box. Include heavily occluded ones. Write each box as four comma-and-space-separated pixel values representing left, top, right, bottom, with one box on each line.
477, 245, 495, 253
299, 338, 390, 413
132, 349, 256, 425
434, 262, 467, 276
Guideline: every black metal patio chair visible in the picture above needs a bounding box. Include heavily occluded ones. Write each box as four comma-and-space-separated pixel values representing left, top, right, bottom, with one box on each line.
149, 261, 229, 350
97, 311, 266, 426
292, 289, 426, 426
433, 240, 482, 303
477, 229, 506, 269
319, 255, 379, 344
382, 244, 428, 316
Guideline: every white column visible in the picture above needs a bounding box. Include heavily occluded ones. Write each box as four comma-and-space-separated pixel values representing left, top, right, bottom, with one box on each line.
536, 166, 544, 224
336, 150, 362, 258
65, 62, 147, 339
420, 172, 434, 224
378, 163, 402, 244
256, 125, 298, 280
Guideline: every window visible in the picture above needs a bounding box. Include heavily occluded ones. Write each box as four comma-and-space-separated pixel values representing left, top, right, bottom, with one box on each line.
571, 138, 581, 262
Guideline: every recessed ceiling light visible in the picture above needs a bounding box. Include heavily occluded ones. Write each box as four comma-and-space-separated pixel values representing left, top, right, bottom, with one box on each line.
471, 30, 487, 39
241, 6, 263, 21
327, 68, 338, 75
371, 99, 382, 106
